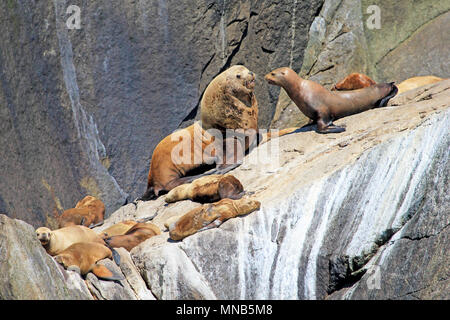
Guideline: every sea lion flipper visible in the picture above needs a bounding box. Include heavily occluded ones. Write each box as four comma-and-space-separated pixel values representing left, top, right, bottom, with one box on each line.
111, 248, 121, 265
91, 264, 124, 281
317, 125, 346, 134
376, 83, 398, 107
89, 220, 104, 229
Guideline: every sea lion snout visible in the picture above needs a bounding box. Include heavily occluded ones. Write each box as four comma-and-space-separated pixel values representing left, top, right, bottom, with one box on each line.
36, 227, 51, 245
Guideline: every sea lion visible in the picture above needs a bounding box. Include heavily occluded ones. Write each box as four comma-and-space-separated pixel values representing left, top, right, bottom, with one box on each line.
105, 222, 161, 251
54, 242, 124, 281
397, 76, 444, 94
36, 225, 105, 256
99, 220, 138, 239
169, 198, 261, 241
141, 66, 260, 200
165, 174, 244, 204
58, 195, 105, 228
265, 67, 398, 133
332, 73, 376, 91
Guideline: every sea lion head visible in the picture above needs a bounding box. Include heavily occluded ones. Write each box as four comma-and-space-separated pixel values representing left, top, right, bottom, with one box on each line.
225, 65, 256, 92
264, 67, 294, 87
36, 227, 52, 246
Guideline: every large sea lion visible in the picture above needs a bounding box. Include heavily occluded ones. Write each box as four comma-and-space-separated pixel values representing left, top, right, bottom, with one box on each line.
332, 73, 376, 91
58, 195, 105, 228
165, 174, 244, 204
54, 242, 124, 281
141, 66, 260, 200
36, 225, 105, 256
169, 198, 261, 241
265, 67, 398, 133
397, 76, 444, 94
105, 222, 161, 251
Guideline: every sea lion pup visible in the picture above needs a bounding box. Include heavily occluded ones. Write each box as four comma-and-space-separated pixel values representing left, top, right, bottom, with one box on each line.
99, 220, 138, 239
397, 76, 444, 94
105, 222, 161, 251
169, 198, 261, 241
165, 174, 244, 204
265, 67, 398, 133
58, 195, 105, 228
54, 242, 124, 281
332, 73, 376, 91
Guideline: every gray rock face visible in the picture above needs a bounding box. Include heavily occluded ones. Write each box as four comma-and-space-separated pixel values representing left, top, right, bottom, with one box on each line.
0, 82, 448, 300
0, 214, 92, 299
0, 0, 323, 226
132, 81, 450, 300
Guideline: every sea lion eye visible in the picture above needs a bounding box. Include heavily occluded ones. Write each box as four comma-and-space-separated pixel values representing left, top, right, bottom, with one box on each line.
236, 74, 241, 79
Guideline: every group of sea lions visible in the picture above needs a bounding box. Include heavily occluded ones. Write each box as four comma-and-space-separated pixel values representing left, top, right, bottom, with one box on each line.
35, 63, 444, 283
35, 195, 161, 282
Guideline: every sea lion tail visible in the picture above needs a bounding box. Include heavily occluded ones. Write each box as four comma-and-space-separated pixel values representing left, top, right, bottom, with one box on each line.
91, 264, 124, 282
376, 82, 398, 107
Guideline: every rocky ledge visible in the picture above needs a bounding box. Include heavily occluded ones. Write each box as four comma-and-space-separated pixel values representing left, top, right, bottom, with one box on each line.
1, 80, 449, 300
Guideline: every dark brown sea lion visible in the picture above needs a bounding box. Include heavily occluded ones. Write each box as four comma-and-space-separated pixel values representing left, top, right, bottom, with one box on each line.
265, 67, 398, 133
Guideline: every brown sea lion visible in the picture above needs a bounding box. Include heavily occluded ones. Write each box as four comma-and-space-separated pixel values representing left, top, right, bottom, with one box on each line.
36, 225, 105, 256
58, 195, 105, 228
141, 66, 260, 200
105, 222, 161, 251
397, 76, 444, 94
265, 67, 398, 133
169, 198, 261, 241
165, 174, 244, 204
54, 242, 124, 281
332, 73, 376, 91
99, 220, 138, 239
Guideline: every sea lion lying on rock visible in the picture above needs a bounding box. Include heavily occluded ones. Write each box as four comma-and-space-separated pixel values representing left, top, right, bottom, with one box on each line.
169, 198, 261, 241
397, 76, 444, 94
165, 174, 244, 204
54, 242, 124, 281
58, 195, 105, 228
36, 225, 105, 256
98, 220, 138, 239
331, 73, 376, 91
105, 222, 161, 251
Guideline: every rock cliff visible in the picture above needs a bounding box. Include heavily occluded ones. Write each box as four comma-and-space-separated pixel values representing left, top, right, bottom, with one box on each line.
1, 80, 448, 299
0, 0, 323, 226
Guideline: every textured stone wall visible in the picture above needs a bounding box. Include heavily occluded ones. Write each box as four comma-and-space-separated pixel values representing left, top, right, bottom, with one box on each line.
0, 0, 323, 226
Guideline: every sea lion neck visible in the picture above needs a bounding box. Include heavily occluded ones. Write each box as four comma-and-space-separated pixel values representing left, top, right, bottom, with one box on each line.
280, 73, 303, 101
